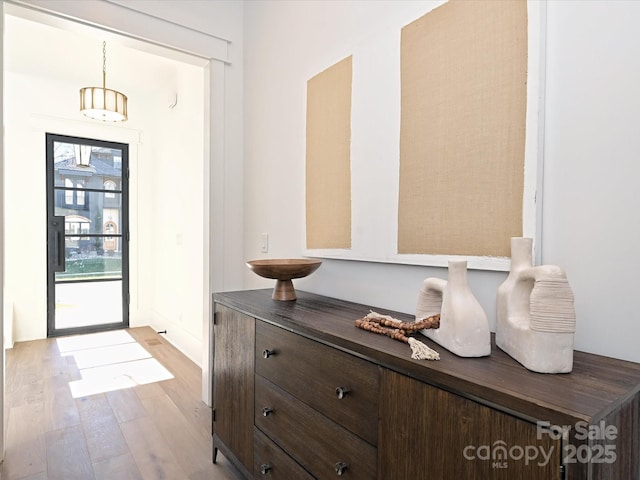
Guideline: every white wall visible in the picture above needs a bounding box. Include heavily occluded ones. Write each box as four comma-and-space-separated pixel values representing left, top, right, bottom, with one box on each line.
542, 0, 640, 361
243, 0, 640, 364
137, 65, 206, 363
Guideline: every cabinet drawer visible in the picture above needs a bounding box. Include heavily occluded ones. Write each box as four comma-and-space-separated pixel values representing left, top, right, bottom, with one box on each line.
255, 321, 379, 445
254, 427, 315, 480
255, 374, 376, 480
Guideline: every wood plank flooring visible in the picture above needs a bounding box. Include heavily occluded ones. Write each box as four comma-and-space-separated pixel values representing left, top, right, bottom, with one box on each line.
1, 327, 241, 480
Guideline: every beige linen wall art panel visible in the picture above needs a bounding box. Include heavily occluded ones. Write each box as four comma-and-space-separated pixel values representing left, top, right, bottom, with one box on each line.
305, 0, 543, 270
398, 0, 528, 258
305, 55, 353, 249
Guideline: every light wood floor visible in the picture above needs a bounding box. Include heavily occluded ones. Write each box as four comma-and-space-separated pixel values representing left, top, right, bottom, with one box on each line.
1, 327, 241, 480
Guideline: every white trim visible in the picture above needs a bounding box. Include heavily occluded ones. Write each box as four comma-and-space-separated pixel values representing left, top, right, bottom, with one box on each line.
30, 113, 141, 145
104, 0, 231, 44
1, 1, 5, 460
202, 59, 226, 405
5, 0, 230, 64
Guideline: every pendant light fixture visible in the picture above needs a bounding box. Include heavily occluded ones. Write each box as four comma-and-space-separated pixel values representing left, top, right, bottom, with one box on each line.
79, 41, 128, 122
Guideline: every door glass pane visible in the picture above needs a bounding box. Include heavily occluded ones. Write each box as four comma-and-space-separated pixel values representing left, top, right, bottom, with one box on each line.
57, 237, 122, 282
53, 191, 123, 235
55, 280, 123, 329
52, 141, 122, 188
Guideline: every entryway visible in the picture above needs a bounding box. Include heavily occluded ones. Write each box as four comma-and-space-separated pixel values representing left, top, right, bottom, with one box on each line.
46, 133, 129, 337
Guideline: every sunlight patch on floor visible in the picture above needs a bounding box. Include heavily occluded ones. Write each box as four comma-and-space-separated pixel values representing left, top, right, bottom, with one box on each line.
68, 358, 174, 398
57, 330, 175, 398
62, 342, 153, 369
56, 329, 137, 352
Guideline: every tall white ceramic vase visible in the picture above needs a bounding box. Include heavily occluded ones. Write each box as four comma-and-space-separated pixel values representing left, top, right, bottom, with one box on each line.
496, 237, 576, 373
416, 260, 490, 357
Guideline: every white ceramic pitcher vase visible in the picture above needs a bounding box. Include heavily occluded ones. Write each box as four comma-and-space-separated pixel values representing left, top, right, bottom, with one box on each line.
416, 260, 490, 357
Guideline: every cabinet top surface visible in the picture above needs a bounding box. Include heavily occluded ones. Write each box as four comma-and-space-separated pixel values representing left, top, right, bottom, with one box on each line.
214, 289, 640, 425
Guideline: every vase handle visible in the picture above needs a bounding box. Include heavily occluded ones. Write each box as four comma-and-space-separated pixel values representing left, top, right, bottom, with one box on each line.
416, 277, 446, 320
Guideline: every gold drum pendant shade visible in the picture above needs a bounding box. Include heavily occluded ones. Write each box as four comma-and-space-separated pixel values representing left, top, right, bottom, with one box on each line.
80, 41, 128, 122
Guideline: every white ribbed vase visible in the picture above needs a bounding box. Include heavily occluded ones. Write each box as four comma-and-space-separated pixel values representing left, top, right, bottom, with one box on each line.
496, 237, 576, 373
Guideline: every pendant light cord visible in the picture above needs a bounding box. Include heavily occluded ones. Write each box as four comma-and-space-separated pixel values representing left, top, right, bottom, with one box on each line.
102, 41, 107, 90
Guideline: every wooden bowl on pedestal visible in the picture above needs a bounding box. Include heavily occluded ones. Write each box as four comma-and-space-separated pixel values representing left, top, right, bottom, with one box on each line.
246, 258, 322, 301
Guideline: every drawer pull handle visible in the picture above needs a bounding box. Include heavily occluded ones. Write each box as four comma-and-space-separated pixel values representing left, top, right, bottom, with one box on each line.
334, 461, 348, 476
335, 386, 350, 399
262, 407, 273, 417
260, 463, 272, 475
262, 349, 276, 359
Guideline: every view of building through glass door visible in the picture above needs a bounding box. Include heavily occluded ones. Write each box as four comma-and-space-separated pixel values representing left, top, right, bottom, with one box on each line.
46, 133, 129, 336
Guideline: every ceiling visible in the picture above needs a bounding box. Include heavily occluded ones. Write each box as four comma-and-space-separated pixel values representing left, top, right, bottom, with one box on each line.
4, 5, 203, 95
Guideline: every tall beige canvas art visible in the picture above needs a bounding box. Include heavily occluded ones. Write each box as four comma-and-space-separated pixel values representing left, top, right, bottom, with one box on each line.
398, 0, 528, 257
306, 56, 352, 250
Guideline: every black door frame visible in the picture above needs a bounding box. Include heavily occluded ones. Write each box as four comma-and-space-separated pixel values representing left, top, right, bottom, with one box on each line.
45, 133, 130, 337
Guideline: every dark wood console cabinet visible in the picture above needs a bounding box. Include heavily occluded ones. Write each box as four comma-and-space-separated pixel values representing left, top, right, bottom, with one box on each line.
212, 289, 640, 480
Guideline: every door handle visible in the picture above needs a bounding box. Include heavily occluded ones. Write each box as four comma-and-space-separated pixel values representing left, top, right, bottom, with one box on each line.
51, 216, 66, 272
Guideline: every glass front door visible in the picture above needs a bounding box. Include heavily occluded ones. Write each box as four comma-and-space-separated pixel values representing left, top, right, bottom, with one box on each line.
46, 133, 129, 336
